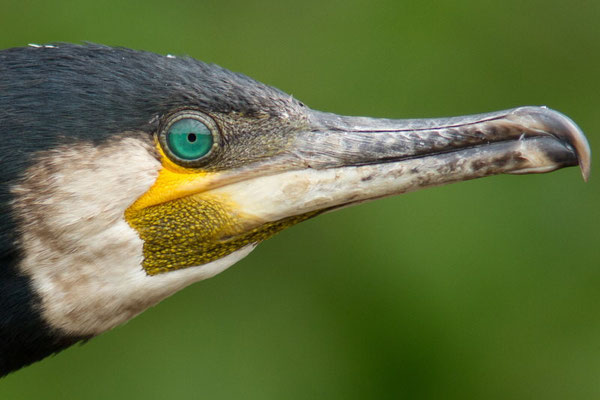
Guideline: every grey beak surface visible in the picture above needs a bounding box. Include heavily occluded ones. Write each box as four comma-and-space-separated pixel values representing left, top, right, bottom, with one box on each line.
299, 106, 590, 181
207, 106, 590, 225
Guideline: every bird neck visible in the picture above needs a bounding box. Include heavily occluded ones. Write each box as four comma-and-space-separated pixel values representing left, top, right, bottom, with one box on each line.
0, 254, 87, 377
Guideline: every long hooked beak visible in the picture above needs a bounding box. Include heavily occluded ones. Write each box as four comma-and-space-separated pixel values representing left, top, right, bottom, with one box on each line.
210, 106, 590, 223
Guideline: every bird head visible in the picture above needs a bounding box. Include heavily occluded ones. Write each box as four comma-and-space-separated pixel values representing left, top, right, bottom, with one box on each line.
0, 44, 590, 375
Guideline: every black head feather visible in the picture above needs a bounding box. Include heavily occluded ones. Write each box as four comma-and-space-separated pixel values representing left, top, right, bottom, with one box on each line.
0, 43, 298, 255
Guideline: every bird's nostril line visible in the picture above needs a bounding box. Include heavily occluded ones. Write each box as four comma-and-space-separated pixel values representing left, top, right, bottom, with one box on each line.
187, 133, 197, 143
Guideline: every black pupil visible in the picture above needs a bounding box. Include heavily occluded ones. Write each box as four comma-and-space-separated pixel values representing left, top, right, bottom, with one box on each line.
187, 133, 197, 143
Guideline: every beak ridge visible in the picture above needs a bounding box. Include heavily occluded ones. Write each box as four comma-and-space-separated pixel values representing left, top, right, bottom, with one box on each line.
301, 106, 590, 181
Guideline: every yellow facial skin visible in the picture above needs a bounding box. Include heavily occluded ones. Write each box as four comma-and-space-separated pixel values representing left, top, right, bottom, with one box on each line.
125, 145, 316, 275
127, 146, 218, 211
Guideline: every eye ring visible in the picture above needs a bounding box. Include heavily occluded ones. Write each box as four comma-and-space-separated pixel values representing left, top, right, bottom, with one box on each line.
158, 111, 221, 167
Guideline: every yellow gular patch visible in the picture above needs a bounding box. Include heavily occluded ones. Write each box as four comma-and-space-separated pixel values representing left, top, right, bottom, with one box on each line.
125, 192, 251, 275
124, 144, 239, 274
125, 144, 321, 275
125, 148, 320, 275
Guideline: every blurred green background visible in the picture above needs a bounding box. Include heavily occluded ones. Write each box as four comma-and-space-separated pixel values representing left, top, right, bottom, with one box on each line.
1, 0, 599, 398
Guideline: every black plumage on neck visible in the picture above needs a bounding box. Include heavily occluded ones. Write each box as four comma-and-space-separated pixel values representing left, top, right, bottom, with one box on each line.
0, 253, 88, 376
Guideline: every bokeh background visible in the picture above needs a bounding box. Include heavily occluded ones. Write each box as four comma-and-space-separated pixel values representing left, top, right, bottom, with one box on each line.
0, 0, 599, 398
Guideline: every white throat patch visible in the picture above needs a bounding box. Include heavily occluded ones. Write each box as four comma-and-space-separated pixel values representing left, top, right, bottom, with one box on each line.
12, 135, 254, 336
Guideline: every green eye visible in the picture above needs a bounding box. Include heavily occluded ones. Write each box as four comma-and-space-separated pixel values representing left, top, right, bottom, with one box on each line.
166, 118, 214, 161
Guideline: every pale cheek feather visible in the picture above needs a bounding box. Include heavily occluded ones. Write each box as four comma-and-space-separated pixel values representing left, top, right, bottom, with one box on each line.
12, 135, 256, 336
27, 228, 254, 335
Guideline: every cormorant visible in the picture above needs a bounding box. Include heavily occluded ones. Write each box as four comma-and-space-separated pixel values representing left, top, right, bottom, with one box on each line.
0, 43, 590, 376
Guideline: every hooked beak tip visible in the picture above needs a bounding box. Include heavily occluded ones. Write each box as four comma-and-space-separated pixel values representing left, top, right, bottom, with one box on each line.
508, 107, 591, 181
